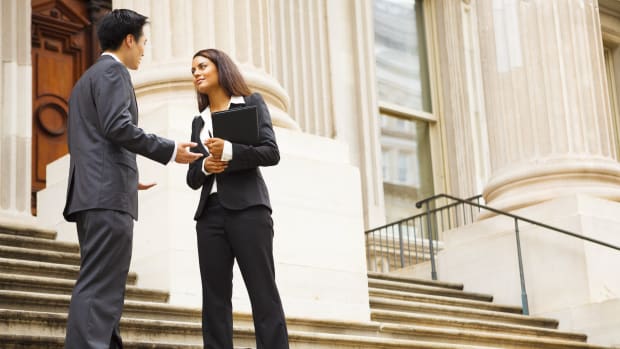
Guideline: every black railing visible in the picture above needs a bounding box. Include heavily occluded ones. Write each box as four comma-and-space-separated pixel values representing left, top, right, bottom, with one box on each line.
415, 193, 620, 315
364, 194, 482, 273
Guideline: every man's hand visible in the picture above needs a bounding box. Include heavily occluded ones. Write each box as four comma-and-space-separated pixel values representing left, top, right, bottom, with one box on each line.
138, 182, 157, 190
205, 138, 225, 160
175, 142, 203, 164
203, 155, 228, 174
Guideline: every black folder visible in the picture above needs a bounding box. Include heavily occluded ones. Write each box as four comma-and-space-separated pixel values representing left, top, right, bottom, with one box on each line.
211, 106, 259, 145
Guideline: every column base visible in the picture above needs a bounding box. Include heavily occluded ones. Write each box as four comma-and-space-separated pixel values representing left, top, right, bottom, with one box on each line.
483, 157, 620, 213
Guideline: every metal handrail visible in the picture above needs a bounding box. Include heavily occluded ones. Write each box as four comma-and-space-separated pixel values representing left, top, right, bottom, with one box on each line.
415, 193, 620, 315
416, 194, 620, 251
364, 195, 482, 274
366, 194, 483, 233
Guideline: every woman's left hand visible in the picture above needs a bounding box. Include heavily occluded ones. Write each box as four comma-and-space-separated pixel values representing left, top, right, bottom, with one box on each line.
205, 138, 225, 159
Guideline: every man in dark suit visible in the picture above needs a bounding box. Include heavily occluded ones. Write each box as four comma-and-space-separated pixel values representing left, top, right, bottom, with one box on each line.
62, 9, 202, 349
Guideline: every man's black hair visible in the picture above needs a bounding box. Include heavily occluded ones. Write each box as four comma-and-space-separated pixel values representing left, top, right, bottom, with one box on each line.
97, 9, 148, 52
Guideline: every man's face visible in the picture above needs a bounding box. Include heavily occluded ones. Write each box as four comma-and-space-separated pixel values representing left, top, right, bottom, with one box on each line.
125, 33, 146, 70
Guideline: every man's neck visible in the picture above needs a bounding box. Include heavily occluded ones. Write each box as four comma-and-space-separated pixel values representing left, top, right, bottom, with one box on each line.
103, 50, 126, 66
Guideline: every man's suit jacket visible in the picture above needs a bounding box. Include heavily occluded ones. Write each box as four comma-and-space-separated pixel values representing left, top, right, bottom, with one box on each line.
63, 55, 175, 222
187, 93, 280, 220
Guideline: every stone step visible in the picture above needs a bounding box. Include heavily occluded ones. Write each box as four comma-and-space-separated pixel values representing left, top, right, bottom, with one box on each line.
2, 309, 386, 342
0, 290, 201, 322
0, 310, 601, 349
0, 223, 57, 240
372, 309, 582, 342
369, 287, 522, 314
0, 245, 80, 265
0, 312, 502, 349
367, 271, 463, 290
2, 310, 602, 349
0, 334, 498, 349
370, 297, 558, 329
0, 334, 206, 349
0, 310, 238, 347
0, 232, 79, 253
224, 312, 598, 349
0, 257, 138, 285
369, 278, 493, 302
379, 322, 607, 349
0, 273, 168, 303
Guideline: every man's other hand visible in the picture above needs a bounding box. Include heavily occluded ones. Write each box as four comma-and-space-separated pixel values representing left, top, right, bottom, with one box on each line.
138, 182, 157, 190
175, 142, 203, 164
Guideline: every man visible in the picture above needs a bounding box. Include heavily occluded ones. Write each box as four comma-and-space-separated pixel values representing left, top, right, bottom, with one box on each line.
62, 9, 202, 349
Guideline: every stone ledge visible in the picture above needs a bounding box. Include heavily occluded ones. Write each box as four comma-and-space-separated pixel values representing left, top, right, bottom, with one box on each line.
0, 257, 138, 285
368, 271, 464, 290
368, 278, 493, 302
370, 297, 558, 328
368, 287, 521, 314
0, 273, 168, 302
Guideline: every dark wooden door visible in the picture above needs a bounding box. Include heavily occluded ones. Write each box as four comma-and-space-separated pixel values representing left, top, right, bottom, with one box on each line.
31, 0, 110, 213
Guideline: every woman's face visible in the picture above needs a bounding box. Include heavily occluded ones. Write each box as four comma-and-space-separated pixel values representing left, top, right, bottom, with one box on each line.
191, 55, 219, 94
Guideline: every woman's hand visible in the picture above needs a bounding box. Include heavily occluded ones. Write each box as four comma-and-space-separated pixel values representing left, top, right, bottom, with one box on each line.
205, 138, 225, 159
203, 155, 228, 173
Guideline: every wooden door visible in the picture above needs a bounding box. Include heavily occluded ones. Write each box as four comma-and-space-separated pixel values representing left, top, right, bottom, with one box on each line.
31, 0, 110, 213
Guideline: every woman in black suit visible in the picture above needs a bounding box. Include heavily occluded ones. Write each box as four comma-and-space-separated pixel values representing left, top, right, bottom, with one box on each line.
186, 49, 289, 349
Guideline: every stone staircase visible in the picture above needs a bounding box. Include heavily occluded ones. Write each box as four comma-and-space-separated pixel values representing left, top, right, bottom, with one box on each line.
0, 222, 614, 349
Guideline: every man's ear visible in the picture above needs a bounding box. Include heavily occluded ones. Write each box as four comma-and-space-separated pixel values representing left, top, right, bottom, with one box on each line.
124, 34, 135, 48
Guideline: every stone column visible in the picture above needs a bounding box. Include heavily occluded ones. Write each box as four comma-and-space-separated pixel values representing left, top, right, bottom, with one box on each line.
121, 0, 298, 130
325, 0, 386, 228
476, 0, 620, 210
0, 0, 34, 223
427, 1, 620, 343
428, 0, 492, 198
62, 0, 370, 321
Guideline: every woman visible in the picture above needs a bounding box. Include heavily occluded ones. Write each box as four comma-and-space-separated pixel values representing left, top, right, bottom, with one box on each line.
186, 48, 289, 349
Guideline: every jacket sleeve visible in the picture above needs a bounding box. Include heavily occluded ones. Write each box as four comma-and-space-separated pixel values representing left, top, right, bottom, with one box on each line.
186, 118, 208, 190
225, 93, 280, 173
94, 63, 175, 165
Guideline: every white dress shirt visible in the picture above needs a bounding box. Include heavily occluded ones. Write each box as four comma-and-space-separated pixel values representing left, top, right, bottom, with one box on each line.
200, 96, 244, 193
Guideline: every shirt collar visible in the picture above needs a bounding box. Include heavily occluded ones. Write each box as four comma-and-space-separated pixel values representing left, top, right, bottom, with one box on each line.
201, 96, 245, 118
230, 96, 245, 104
102, 52, 122, 64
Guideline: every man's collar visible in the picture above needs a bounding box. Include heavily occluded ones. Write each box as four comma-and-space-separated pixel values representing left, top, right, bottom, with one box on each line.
102, 52, 122, 65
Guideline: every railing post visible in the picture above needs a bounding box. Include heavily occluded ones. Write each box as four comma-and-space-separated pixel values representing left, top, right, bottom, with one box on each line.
514, 218, 530, 315
397, 223, 405, 268
425, 202, 438, 280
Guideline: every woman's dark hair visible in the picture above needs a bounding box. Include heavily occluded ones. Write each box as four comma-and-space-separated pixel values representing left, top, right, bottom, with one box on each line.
193, 49, 252, 112
97, 9, 148, 51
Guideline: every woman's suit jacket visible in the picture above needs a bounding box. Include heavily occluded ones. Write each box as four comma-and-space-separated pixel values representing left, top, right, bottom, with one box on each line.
187, 92, 280, 220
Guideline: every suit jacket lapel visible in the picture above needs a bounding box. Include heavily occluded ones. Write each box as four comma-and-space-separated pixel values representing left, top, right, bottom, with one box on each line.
192, 116, 209, 156
131, 89, 138, 122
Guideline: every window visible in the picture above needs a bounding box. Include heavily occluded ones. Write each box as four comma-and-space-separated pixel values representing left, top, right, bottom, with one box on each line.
374, 0, 431, 112
600, 1, 620, 159
604, 46, 620, 157
397, 152, 409, 183
374, 0, 435, 222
